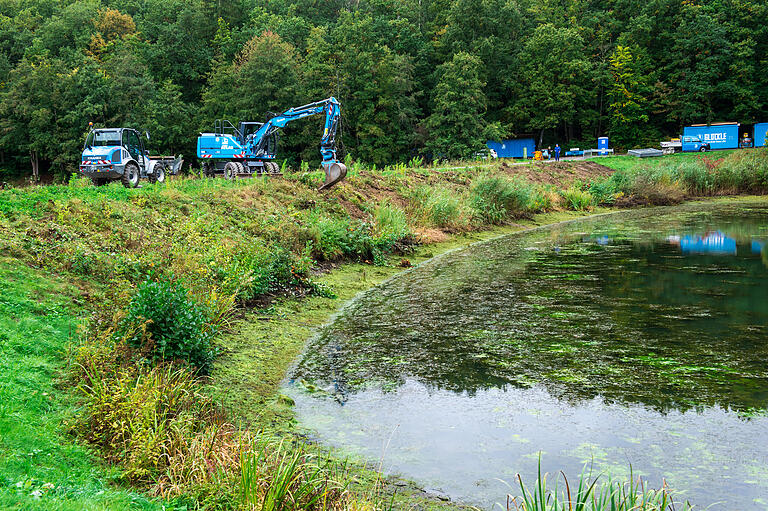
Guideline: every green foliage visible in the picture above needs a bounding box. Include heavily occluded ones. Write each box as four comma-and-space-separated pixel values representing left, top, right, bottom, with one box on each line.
608, 46, 651, 149
1, 0, 767, 176
425, 52, 493, 160
123, 277, 216, 372
0, 261, 168, 509
561, 187, 595, 211
410, 186, 470, 229
470, 175, 548, 223
508, 457, 693, 511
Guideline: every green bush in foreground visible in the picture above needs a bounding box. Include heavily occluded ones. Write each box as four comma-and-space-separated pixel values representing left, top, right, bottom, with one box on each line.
122, 277, 217, 373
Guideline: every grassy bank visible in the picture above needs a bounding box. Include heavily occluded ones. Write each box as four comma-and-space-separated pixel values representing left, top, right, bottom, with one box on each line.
1, 149, 766, 509
0, 259, 170, 510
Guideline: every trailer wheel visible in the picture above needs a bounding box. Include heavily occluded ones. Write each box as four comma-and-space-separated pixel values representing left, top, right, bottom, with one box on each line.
224, 161, 238, 180
122, 162, 140, 188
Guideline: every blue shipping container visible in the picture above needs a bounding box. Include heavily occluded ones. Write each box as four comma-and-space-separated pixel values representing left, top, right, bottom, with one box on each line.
487, 138, 536, 158
683, 123, 739, 150
754, 123, 768, 147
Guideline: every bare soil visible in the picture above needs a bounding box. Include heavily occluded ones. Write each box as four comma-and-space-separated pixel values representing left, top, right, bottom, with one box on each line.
498, 160, 615, 186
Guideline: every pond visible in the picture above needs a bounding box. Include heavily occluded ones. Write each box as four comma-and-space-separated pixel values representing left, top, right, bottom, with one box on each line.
285, 200, 768, 510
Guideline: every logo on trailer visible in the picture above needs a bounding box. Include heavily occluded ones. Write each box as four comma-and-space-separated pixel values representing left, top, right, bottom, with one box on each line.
703, 133, 727, 142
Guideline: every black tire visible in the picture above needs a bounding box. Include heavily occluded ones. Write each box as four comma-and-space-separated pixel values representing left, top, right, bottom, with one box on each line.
203, 161, 216, 178
90, 178, 106, 187
700, 146, 708, 152
268, 161, 279, 174
122, 162, 140, 188
224, 161, 238, 180
149, 163, 166, 184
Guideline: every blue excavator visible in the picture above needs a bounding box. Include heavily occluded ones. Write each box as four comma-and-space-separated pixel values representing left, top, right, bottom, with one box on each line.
197, 97, 347, 190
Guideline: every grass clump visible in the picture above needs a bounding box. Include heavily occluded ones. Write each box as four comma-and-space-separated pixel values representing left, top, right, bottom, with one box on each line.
470, 175, 548, 223
505, 459, 692, 511
410, 186, 470, 230
560, 187, 595, 211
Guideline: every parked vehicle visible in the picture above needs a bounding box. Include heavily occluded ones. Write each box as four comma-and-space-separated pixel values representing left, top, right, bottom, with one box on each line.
80, 125, 182, 187
198, 97, 346, 190
681, 136, 710, 152
683, 123, 739, 150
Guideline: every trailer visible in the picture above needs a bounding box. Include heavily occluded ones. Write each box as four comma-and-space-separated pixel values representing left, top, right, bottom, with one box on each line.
754, 123, 768, 147
486, 138, 535, 159
683, 123, 739, 150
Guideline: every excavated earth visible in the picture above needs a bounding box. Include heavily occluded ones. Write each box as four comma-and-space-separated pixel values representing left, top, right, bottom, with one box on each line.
498, 160, 615, 186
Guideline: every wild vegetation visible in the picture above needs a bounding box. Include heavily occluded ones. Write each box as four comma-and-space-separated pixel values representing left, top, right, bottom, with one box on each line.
2, 149, 767, 509
1, 0, 767, 181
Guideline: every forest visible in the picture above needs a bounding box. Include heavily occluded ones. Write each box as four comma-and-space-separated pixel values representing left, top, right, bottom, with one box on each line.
0, 0, 766, 179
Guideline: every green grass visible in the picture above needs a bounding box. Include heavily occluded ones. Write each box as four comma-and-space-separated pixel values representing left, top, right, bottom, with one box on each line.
0, 258, 169, 510
589, 149, 739, 172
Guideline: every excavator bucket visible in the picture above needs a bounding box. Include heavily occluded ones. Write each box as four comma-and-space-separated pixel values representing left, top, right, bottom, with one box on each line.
319, 162, 347, 191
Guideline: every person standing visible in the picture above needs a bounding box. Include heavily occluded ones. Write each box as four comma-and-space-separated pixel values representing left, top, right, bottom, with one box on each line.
554, 144, 561, 162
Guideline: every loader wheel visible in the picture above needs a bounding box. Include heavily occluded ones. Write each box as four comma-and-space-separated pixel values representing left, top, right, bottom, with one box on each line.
224, 161, 238, 180
90, 178, 106, 187
268, 162, 280, 174
149, 164, 166, 184
122, 163, 140, 188
203, 161, 215, 178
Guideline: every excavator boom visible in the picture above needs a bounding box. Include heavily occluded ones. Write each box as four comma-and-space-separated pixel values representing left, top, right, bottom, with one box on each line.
244, 97, 347, 190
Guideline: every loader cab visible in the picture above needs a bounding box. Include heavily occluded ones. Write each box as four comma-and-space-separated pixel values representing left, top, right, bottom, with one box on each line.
121, 128, 147, 169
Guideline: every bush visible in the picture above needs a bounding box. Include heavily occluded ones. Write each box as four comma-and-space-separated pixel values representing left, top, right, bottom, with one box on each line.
122, 277, 217, 372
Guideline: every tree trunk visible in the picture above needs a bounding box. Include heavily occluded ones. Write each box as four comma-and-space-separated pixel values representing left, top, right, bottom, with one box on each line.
539, 128, 544, 148
30, 150, 39, 183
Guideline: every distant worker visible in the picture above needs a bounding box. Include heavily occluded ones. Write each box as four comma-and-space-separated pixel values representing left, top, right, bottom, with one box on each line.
554, 144, 561, 162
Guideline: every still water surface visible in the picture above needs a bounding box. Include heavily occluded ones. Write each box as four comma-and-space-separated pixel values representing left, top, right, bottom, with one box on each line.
286, 201, 768, 509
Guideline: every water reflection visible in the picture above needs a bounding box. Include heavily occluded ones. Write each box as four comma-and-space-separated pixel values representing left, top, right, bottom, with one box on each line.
287, 201, 768, 509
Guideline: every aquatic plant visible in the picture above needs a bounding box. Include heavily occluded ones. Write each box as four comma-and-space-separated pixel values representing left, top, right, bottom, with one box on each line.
504, 459, 693, 511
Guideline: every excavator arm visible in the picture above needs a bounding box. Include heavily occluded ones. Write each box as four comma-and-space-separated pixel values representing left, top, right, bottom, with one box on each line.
245, 97, 347, 190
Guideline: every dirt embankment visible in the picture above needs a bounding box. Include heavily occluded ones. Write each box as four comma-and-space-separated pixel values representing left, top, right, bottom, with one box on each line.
498, 160, 615, 187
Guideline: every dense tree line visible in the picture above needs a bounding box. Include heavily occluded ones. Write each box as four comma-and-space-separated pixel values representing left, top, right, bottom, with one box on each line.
0, 0, 766, 179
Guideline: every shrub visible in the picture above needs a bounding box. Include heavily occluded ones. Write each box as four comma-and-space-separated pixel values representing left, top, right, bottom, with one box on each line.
586, 178, 620, 205
122, 277, 217, 372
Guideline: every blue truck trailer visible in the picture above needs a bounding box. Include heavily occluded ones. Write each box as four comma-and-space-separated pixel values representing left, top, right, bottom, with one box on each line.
486, 138, 536, 158
683, 123, 740, 150
754, 123, 768, 147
